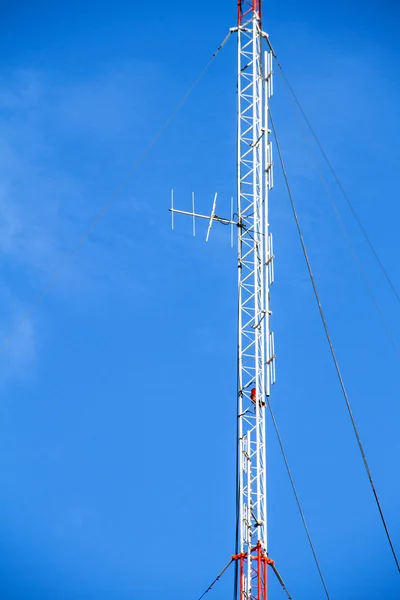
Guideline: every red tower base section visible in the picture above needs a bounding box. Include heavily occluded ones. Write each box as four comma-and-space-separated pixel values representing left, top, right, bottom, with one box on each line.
233, 542, 274, 600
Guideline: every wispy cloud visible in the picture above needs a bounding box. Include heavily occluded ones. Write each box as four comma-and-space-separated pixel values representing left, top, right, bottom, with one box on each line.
0, 61, 164, 384
0, 286, 36, 389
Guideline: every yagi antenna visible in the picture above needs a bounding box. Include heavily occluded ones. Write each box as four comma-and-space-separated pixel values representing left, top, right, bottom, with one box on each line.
206, 193, 218, 242
169, 190, 237, 243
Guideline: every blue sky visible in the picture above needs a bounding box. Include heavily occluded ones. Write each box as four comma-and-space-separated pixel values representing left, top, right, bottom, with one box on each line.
0, 0, 400, 598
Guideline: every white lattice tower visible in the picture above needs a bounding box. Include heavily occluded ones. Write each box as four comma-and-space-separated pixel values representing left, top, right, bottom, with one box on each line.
235, 1, 275, 599
168, 2, 275, 596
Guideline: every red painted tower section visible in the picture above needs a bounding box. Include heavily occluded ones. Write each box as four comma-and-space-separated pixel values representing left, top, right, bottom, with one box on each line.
238, 0, 261, 25
234, 544, 274, 600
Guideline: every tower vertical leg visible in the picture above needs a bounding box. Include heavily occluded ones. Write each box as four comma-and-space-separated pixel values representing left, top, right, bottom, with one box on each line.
236, 1, 274, 598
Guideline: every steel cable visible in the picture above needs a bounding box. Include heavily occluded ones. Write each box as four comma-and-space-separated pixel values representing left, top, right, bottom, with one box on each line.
274, 60, 400, 306
276, 77, 400, 363
266, 397, 330, 599
270, 562, 293, 600
270, 109, 400, 573
0, 30, 234, 358
196, 558, 234, 600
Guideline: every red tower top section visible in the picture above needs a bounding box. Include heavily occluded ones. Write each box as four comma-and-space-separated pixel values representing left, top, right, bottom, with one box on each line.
237, 0, 261, 25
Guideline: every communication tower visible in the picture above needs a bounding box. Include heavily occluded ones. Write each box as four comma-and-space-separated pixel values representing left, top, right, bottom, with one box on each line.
171, 2, 275, 598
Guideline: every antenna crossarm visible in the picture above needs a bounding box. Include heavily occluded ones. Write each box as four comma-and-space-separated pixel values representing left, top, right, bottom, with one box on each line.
169, 208, 236, 226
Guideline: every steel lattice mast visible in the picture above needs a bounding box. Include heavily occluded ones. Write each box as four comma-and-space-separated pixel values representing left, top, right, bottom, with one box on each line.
171, 2, 399, 592
169, 2, 275, 598
235, 1, 275, 599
